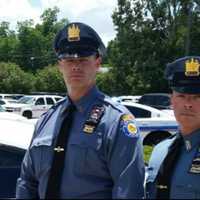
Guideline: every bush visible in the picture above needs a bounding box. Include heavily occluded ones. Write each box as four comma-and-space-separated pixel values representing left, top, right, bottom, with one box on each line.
0, 62, 34, 93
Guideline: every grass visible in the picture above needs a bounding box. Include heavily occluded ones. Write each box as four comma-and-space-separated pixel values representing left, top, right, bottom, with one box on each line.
143, 145, 154, 164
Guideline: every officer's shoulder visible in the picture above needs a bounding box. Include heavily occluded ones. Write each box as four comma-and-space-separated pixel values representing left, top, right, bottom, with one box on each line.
99, 95, 130, 114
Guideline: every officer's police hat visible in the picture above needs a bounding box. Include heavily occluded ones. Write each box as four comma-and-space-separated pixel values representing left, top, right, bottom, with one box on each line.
54, 22, 106, 59
165, 56, 200, 93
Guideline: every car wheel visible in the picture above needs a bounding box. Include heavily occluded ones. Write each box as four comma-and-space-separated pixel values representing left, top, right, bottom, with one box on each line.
23, 111, 32, 119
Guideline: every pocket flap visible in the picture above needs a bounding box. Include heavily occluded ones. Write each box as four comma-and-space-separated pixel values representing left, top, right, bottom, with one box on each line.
31, 135, 53, 148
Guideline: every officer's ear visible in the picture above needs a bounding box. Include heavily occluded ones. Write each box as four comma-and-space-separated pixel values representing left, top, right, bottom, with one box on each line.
94, 54, 101, 69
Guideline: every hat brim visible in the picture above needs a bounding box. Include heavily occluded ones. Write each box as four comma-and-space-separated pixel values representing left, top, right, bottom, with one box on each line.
58, 45, 98, 59
172, 86, 200, 94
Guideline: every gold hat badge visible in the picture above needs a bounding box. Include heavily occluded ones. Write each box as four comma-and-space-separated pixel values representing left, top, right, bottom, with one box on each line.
185, 58, 200, 76
67, 24, 80, 42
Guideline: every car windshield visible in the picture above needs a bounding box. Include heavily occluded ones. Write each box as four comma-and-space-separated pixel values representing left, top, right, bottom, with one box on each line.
17, 96, 34, 104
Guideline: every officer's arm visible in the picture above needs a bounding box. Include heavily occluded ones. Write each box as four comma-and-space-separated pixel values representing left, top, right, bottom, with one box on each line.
16, 147, 39, 199
107, 115, 145, 199
16, 121, 42, 199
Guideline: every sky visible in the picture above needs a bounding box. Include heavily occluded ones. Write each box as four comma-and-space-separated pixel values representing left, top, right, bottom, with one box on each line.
0, 0, 118, 46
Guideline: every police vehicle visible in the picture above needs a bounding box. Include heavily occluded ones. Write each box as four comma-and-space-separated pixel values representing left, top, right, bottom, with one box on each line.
4, 95, 63, 119
115, 95, 141, 103
121, 101, 179, 145
138, 93, 171, 110
0, 106, 34, 198
0, 94, 15, 100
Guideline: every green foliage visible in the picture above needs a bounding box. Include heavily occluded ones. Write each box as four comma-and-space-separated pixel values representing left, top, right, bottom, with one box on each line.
0, 62, 67, 94
96, 71, 115, 95
143, 145, 154, 164
34, 65, 66, 93
0, 62, 34, 93
108, 0, 200, 95
1, 3, 200, 95
0, 7, 69, 71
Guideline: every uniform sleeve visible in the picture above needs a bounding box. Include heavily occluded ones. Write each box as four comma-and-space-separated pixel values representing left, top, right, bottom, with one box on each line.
16, 122, 41, 199
106, 114, 145, 199
16, 147, 39, 199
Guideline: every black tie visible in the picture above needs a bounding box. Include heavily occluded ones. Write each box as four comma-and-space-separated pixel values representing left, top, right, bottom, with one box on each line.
156, 136, 182, 199
45, 103, 75, 199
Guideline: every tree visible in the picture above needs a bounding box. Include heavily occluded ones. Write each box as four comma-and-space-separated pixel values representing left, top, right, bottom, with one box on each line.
0, 62, 34, 93
15, 7, 69, 71
108, 0, 200, 95
0, 22, 18, 63
34, 65, 66, 93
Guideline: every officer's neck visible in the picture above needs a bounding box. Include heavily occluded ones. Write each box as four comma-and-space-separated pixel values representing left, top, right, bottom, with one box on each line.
67, 84, 95, 102
180, 125, 200, 136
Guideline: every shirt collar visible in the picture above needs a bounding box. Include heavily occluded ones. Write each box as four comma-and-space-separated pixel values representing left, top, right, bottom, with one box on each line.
182, 128, 200, 151
60, 97, 74, 115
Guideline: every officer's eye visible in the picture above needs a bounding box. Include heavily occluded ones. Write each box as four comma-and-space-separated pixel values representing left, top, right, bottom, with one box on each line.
60, 59, 74, 64
79, 58, 90, 62
193, 95, 200, 100
176, 94, 185, 98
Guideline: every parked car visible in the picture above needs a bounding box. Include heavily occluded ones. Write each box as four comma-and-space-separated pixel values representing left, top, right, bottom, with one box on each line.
0, 105, 28, 121
138, 93, 172, 110
115, 95, 141, 103
0, 106, 34, 198
4, 95, 63, 119
0, 94, 15, 100
11, 94, 24, 100
121, 101, 178, 145
0, 99, 18, 107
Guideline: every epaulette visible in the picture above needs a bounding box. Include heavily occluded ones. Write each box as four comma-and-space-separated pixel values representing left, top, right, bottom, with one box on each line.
99, 95, 125, 113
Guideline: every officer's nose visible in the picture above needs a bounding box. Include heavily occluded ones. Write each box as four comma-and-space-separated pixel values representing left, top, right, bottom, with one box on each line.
72, 61, 81, 71
184, 96, 195, 110
184, 104, 192, 110
184, 98, 193, 110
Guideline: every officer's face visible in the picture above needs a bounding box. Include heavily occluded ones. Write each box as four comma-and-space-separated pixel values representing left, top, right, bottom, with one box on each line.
171, 91, 200, 135
58, 55, 101, 89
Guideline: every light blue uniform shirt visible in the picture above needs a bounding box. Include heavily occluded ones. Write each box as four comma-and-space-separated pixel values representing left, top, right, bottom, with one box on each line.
146, 128, 200, 199
16, 86, 145, 199
170, 129, 200, 199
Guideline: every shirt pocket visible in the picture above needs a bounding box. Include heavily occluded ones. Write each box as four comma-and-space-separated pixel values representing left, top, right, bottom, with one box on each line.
70, 138, 108, 178
31, 136, 54, 179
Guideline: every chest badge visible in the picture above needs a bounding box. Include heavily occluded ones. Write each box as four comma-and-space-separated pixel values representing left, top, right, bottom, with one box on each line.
189, 147, 200, 174
83, 105, 105, 134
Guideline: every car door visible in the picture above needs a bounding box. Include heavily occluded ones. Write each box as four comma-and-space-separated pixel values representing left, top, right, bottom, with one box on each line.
0, 145, 25, 198
32, 97, 46, 118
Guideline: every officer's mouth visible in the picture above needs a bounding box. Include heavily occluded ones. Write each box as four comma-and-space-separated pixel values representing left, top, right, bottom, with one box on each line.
70, 74, 84, 78
180, 112, 195, 117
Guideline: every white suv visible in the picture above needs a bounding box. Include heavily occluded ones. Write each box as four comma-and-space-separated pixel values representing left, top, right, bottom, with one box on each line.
4, 95, 63, 119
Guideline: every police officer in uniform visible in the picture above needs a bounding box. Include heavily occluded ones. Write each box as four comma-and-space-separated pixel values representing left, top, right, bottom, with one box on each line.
146, 56, 200, 199
16, 22, 145, 199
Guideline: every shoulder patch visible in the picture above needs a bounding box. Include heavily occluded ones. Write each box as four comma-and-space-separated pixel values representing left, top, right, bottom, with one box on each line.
121, 114, 138, 138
